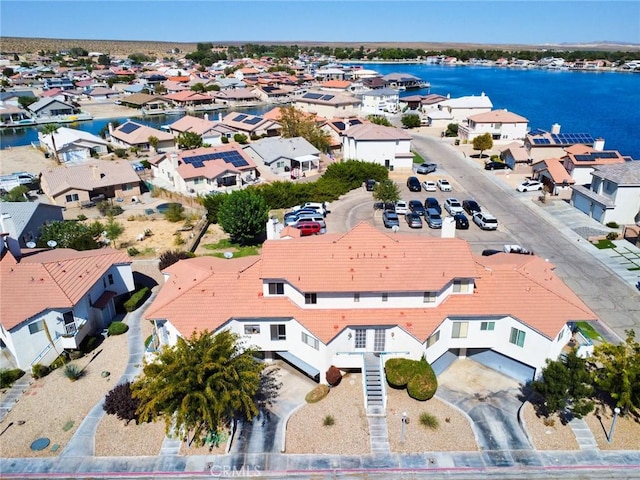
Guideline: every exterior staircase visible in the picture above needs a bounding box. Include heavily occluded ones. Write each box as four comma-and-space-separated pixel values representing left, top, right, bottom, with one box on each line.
363, 353, 390, 454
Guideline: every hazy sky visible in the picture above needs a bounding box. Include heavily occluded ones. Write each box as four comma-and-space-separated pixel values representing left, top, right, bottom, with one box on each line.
2, 1, 639, 45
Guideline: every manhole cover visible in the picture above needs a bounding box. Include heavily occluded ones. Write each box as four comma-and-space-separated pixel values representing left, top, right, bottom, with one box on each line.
30, 437, 50, 451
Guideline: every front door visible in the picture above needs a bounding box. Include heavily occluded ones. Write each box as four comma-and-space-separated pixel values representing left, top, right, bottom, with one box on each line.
373, 328, 386, 353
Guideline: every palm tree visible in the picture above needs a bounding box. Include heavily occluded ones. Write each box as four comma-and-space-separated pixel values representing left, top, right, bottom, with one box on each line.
41, 123, 61, 164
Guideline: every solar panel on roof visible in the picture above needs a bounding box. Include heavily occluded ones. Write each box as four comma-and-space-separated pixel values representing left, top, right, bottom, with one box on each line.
574, 155, 592, 162
532, 138, 544, 145
304, 93, 322, 100
234, 114, 248, 121
321, 95, 334, 101
244, 117, 262, 125
119, 122, 141, 134
192, 161, 205, 168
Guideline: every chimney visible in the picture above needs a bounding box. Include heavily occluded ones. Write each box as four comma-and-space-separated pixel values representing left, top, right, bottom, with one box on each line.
593, 138, 605, 151
344, 119, 350, 131
204, 113, 209, 121
551, 123, 561, 134
92, 165, 99, 180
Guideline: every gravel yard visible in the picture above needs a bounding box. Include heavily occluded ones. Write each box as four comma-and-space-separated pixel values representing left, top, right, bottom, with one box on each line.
520, 401, 579, 450
583, 404, 640, 450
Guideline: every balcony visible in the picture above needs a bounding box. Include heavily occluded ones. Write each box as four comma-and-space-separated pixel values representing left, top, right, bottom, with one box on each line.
59, 320, 89, 350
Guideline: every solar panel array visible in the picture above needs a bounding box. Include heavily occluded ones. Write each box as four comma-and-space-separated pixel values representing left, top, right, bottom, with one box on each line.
234, 114, 248, 122
532, 138, 551, 145
574, 152, 619, 162
183, 150, 249, 168
303, 93, 335, 101
119, 123, 141, 134
244, 117, 262, 125
551, 133, 594, 145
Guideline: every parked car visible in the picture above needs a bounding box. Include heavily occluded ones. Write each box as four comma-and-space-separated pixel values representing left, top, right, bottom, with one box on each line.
284, 208, 317, 222
407, 176, 421, 192
293, 202, 329, 215
482, 249, 502, 256
365, 179, 377, 191
395, 200, 409, 215
516, 180, 544, 192
453, 213, 469, 229
473, 212, 498, 230
444, 198, 464, 215
295, 221, 322, 236
409, 199, 426, 216
374, 201, 396, 211
504, 244, 534, 255
462, 199, 481, 215
382, 210, 400, 228
484, 161, 510, 171
425, 208, 443, 228
415, 162, 437, 174
405, 212, 423, 228
424, 197, 441, 214
289, 214, 326, 228
437, 179, 452, 191
421, 180, 436, 192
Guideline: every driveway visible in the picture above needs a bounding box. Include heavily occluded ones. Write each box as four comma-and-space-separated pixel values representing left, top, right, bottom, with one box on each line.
436, 359, 531, 452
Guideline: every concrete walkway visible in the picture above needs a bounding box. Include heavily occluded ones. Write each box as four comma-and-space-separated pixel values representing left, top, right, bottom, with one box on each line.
0, 372, 32, 423
568, 417, 599, 450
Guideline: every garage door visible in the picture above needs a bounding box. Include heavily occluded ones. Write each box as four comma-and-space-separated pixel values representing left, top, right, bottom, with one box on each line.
431, 349, 459, 375
466, 348, 535, 384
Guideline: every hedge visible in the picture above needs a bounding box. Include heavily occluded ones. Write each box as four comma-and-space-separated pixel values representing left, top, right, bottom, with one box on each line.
124, 287, 150, 312
0, 368, 25, 388
108, 321, 129, 336
385, 357, 438, 401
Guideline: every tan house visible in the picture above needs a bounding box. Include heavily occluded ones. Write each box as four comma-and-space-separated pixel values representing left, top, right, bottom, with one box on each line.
294, 91, 361, 118
220, 112, 281, 138
40, 160, 141, 207
109, 121, 175, 152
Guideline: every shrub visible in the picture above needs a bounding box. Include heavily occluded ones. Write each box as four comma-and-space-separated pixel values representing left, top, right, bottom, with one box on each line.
419, 412, 439, 430
386, 357, 438, 401
543, 417, 556, 427
305, 384, 330, 403
326, 365, 342, 387
77, 214, 87, 221
173, 234, 185, 246
221, 136, 229, 144
103, 381, 140, 425
323, 414, 335, 427
385, 358, 414, 388
158, 250, 194, 270
108, 321, 129, 336
0, 368, 25, 388
79, 334, 101, 353
127, 247, 140, 256
63, 364, 84, 381
606, 232, 618, 241
96, 201, 123, 217
50, 354, 68, 370
164, 203, 185, 222
606, 221, 619, 229
114, 148, 128, 158
123, 287, 150, 312
32, 363, 50, 379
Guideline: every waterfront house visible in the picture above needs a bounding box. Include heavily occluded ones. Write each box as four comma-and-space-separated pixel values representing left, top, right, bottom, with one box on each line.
360, 88, 400, 115
0, 242, 134, 369
500, 142, 531, 171
149, 143, 258, 195
252, 85, 290, 104
167, 114, 224, 145
458, 109, 529, 142
144, 223, 597, 386
118, 93, 171, 114
109, 121, 175, 152
342, 123, 413, 171
212, 88, 260, 106
40, 160, 141, 208
531, 158, 575, 196
561, 143, 628, 185
0, 105, 32, 127
0, 202, 65, 248
244, 136, 320, 176
381, 73, 427, 90
570, 162, 640, 225
524, 125, 599, 163
219, 112, 281, 138
294, 91, 361, 119
438, 93, 493, 123
38, 126, 109, 163
163, 90, 215, 109
27, 97, 86, 122
86, 87, 120, 102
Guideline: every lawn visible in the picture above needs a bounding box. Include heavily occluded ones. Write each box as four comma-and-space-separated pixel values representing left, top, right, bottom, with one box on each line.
201, 238, 260, 258
593, 239, 616, 249
412, 151, 425, 164
575, 321, 604, 342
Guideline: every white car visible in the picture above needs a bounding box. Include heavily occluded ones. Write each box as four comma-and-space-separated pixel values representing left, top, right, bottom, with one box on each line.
421, 180, 437, 192
516, 180, 544, 192
395, 200, 409, 215
444, 198, 464, 215
473, 212, 498, 230
437, 179, 452, 192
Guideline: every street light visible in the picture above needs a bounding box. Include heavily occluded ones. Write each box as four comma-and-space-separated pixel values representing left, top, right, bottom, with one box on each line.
608, 407, 621, 443
400, 411, 408, 444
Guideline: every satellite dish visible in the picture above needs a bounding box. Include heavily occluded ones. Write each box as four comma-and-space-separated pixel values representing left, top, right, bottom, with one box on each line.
26, 241, 37, 248
47, 240, 57, 248
223, 251, 233, 259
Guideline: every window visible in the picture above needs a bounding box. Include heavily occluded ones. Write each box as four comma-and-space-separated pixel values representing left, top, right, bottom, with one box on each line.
193, 177, 204, 185
123, 183, 134, 191
244, 325, 260, 335
108, 274, 114, 285
423, 292, 436, 303
382, 292, 388, 302
301, 332, 319, 350
305, 293, 317, 304
557, 328, 565, 342
426, 330, 440, 348
510, 328, 526, 347
354, 330, 366, 349
65, 193, 79, 202
268, 282, 284, 295
270, 324, 286, 341
480, 321, 495, 331
353, 293, 360, 303
452, 321, 468, 338
29, 320, 45, 335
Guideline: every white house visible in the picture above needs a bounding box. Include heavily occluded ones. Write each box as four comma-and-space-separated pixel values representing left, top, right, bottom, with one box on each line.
38, 126, 109, 163
342, 123, 413, 171
438, 93, 493, 123
360, 88, 400, 115
458, 109, 529, 142
0, 244, 134, 369
243, 136, 320, 176
144, 223, 597, 390
570, 161, 640, 225
561, 144, 628, 186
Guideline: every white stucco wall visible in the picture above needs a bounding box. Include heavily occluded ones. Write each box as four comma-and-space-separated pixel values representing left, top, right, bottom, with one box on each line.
342, 137, 412, 170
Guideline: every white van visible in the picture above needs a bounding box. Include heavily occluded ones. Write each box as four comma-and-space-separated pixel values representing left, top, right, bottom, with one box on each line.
292, 202, 329, 216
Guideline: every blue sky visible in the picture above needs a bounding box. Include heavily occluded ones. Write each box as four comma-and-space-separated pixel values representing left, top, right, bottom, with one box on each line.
2, 1, 639, 45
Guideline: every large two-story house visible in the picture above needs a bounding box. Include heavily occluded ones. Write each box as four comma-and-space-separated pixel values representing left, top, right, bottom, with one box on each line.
144, 223, 597, 390
342, 123, 413, 171
458, 109, 529, 142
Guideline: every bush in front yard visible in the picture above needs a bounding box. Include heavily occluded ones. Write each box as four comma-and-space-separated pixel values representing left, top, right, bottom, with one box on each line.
103, 381, 140, 425
0, 368, 25, 388
385, 357, 438, 401
123, 287, 150, 312
108, 321, 129, 336
385, 358, 415, 388
326, 365, 342, 387
32, 363, 50, 379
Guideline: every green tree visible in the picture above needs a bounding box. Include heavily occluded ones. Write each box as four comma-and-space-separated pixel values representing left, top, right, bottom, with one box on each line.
38, 220, 103, 250
367, 115, 392, 127
1, 185, 29, 202
202, 192, 227, 223
401, 114, 421, 129
176, 131, 203, 150
41, 123, 61, 164
277, 105, 331, 152
373, 179, 400, 204
17, 96, 37, 108
154, 83, 167, 95
531, 351, 595, 419
147, 135, 159, 152
590, 330, 640, 414
104, 215, 124, 248
132, 330, 275, 446
472, 133, 493, 158
2, 67, 15, 77
191, 83, 205, 93
97, 54, 111, 66
217, 189, 269, 245
233, 133, 248, 144
164, 203, 185, 223
445, 123, 459, 137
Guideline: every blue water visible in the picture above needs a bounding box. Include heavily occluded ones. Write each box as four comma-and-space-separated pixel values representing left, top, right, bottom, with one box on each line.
2, 66, 638, 158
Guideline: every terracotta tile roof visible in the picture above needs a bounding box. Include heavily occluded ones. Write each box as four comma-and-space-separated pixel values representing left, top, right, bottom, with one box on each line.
562, 145, 627, 166
468, 109, 529, 123
111, 121, 174, 145
0, 248, 130, 331
343, 123, 412, 141
533, 158, 574, 184
163, 91, 212, 102
144, 223, 597, 344
41, 160, 141, 196
321, 80, 352, 89
168, 115, 219, 135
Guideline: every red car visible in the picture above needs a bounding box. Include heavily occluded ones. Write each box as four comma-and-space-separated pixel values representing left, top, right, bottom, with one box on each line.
295, 221, 322, 236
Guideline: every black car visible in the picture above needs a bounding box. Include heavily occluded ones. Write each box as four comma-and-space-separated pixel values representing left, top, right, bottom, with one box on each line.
365, 179, 377, 191
408, 199, 426, 216
484, 161, 510, 171
453, 213, 469, 229
482, 249, 502, 256
406, 176, 421, 192
462, 199, 481, 215
424, 197, 441, 214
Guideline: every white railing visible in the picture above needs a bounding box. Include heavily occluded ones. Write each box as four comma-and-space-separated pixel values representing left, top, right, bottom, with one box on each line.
378, 354, 388, 410
30, 336, 63, 367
